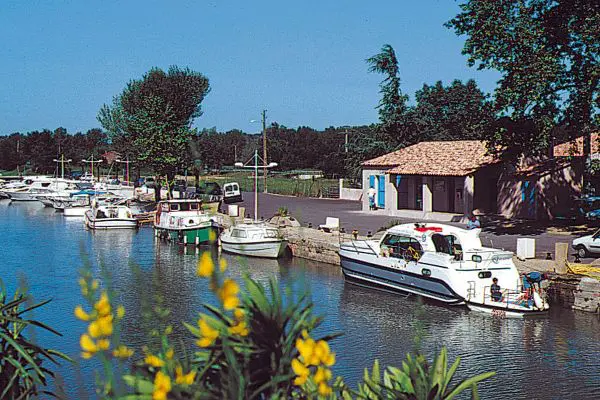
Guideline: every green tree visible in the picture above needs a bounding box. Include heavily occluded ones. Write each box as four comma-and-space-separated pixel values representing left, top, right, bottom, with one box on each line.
446, 0, 599, 191
410, 79, 495, 141
98, 66, 210, 198
367, 44, 410, 145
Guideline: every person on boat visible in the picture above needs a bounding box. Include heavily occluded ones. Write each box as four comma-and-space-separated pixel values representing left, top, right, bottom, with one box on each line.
466, 214, 481, 230
368, 186, 376, 210
490, 277, 502, 302
522, 271, 546, 297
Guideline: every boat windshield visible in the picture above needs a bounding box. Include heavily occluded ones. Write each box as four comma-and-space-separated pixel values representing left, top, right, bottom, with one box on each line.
265, 229, 279, 238
431, 234, 462, 259
381, 234, 422, 260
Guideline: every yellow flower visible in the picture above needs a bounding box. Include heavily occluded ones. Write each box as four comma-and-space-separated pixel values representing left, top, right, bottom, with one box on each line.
94, 292, 112, 317
217, 279, 240, 310
296, 337, 316, 363
80, 334, 98, 354
81, 351, 94, 359
197, 252, 214, 277
293, 374, 308, 386
314, 340, 332, 364
292, 358, 310, 378
229, 320, 249, 336
318, 382, 333, 396
175, 365, 196, 385
91, 280, 99, 290
145, 354, 165, 368
116, 305, 125, 319
74, 305, 93, 321
219, 258, 227, 272
153, 371, 171, 400
166, 348, 174, 360
324, 352, 336, 367
197, 318, 219, 347
234, 308, 245, 320
314, 367, 332, 384
97, 338, 110, 351
97, 315, 114, 336
112, 345, 134, 358
88, 321, 101, 338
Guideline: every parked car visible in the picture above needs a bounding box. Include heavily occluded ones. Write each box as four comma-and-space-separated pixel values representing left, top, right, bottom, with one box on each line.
571, 196, 600, 221
223, 182, 243, 204
572, 228, 600, 257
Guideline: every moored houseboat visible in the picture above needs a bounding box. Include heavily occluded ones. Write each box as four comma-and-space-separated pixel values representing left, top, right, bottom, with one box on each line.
154, 199, 221, 245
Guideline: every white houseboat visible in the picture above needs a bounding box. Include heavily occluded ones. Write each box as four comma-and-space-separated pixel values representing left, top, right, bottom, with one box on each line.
84, 204, 138, 229
339, 223, 549, 318
154, 199, 221, 245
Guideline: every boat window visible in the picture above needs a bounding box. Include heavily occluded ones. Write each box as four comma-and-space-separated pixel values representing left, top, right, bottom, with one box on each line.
381, 234, 423, 260
432, 234, 462, 258
190, 203, 199, 210
41, 182, 51, 187
265, 229, 278, 238
231, 229, 247, 238
180, 203, 190, 211
170, 204, 179, 211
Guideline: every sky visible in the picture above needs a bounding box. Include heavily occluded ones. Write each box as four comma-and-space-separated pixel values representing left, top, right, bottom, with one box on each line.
0, 0, 500, 136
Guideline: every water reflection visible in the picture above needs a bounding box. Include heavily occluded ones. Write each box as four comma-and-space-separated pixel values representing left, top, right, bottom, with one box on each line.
1, 202, 600, 399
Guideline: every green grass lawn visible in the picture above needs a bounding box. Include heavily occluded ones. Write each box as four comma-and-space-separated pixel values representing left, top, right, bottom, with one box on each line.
190, 172, 338, 197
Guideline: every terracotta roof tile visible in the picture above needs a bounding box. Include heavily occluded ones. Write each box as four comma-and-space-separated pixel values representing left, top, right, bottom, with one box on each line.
363, 140, 497, 176
553, 132, 599, 157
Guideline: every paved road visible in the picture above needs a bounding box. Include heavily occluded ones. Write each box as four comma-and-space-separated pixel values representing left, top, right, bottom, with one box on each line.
238, 192, 594, 262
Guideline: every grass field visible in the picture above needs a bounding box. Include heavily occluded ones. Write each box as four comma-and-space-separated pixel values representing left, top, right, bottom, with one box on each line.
191, 172, 338, 197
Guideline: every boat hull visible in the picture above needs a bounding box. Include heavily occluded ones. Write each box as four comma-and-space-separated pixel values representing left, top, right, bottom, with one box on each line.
155, 224, 221, 245
221, 239, 287, 258
64, 207, 89, 217
466, 302, 548, 319
84, 211, 138, 229
339, 254, 465, 305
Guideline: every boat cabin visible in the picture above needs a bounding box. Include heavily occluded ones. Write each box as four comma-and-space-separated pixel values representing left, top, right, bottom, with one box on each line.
159, 199, 204, 213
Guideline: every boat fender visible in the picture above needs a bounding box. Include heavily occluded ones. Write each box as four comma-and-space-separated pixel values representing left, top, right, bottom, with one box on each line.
533, 291, 544, 310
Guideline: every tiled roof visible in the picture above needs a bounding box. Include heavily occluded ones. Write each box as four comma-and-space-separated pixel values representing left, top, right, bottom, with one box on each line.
363, 140, 498, 176
553, 132, 599, 157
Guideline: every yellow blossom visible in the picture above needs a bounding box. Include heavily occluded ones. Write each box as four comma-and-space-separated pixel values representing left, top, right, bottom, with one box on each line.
80, 334, 98, 353
175, 365, 196, 385
78, 278, 87, 288
97, 315, 114, 336
208, 229, 217, 243
153, 371, 171, 400
91, 280, 99, 290
296, 337, 316, 363
293, 374, 308, 386
217, 279, 240, 310
94, 292, 111, 317
74, 305, 92, 321
97, 338, 110, 351
145, 354, 165, 368
314, 367, 332, 384
166, 348, 174, 360
234, 308, 245, 320
116, 305, 125, 319
229, 320, 249, 336
318, 382, 333, 396
197, 252, 214, 277
81, 351, 94, 359
112, 345, 134, 358
197, 318, 219, 347
219, 258, 227, 272
292, 358, 310, 377
88, 321, 101, 338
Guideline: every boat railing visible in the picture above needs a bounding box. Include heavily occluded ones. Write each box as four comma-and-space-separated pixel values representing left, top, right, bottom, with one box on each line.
341, 240, 379, 257
480, 285, 529, 309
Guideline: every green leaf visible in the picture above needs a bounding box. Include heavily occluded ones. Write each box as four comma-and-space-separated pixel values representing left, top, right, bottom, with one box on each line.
0, 331, 44, 378
444, 372, 495, 400
122, 375, 154, 394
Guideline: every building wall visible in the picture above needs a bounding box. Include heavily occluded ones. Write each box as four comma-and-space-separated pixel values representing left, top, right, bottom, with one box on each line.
497, 160, 582, 220
362, 168, 390, 211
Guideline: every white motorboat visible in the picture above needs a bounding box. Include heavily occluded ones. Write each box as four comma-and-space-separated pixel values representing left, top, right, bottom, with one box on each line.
339, 223, 549, 318
8, 179, 77, 202
220, 222, 288, 259
84, 204, 138, 229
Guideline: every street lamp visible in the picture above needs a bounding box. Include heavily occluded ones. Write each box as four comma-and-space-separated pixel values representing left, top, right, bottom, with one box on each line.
81, 156, 103, 182
53, 155, 72, 179
235, 149, 277, 221
250, 109, 268, 193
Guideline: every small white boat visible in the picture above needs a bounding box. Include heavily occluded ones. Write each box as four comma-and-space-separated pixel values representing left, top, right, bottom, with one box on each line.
339, 222, 549, 318
84, 204, 138, 229
220, 222, 288, 259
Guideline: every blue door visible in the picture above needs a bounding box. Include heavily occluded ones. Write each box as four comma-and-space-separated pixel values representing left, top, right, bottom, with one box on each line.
378, 175, 385, 208
521, 181, 536, 218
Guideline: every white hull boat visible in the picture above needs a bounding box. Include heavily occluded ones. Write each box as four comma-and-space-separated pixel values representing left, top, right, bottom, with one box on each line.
339, 223, 549, 318
220, 223, 287, 259
64, 206, 90, 217
85, 205, 138, 229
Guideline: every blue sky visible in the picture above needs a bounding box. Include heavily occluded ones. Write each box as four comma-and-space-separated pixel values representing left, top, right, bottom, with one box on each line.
0, 0, 499, 135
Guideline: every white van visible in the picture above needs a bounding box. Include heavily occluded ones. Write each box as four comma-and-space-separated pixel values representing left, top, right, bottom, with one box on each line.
223, 182, 243, 204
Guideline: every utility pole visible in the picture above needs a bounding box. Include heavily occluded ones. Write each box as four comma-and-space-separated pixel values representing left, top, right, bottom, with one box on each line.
262, 109, 268, 193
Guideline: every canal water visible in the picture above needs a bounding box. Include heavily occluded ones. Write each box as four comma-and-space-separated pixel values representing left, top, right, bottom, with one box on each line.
1, 200, 600, 399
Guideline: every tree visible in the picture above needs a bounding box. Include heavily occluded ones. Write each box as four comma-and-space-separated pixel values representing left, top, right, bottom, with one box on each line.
409, 79, 495, 141
447, 0, 599, 191
98, 66, 210, 198
367, 44, 410, 146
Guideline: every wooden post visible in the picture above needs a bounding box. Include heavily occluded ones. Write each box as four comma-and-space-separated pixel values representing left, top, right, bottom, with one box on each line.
555, 242, 569, 274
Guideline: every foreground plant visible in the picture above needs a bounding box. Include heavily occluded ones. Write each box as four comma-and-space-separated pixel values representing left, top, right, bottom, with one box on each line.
0, 279, 70, 399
